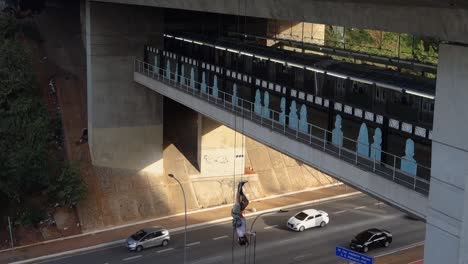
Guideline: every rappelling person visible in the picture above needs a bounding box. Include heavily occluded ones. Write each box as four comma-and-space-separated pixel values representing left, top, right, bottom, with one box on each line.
231, 180, 250, 246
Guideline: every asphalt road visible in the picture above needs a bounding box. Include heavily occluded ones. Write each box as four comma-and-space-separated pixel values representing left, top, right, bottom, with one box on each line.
38, 194, 425, 264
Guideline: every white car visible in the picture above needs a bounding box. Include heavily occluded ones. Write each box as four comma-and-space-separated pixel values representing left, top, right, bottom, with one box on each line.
287, 209, 329, 231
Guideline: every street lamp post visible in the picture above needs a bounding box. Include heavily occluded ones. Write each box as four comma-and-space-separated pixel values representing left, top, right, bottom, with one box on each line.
168, 174, 187, 264
249, 209, 288, 264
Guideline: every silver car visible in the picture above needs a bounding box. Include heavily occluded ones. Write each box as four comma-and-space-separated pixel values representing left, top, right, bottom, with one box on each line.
126, 227, 170, 252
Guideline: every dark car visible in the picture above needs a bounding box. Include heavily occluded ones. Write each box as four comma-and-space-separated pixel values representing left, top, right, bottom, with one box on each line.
350, 228, 392, 253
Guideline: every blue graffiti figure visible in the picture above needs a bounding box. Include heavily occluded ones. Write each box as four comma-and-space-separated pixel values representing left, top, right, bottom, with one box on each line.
262, 91, 270, 119
401, 138, 417, 175
299, 104, 308, 134
232, 83, 238, 106
201, 71, 207, 94
254, 89, 262, 116
180, 64, 185, 85
213, 75, 219, 98
289, 100, 299, 131
190, 67, 195, 89
370, 128, 382, 162
332, 114, 343, 147
279, 97, 286, 126
165, 60, 171, 79
357, 123, 370, 157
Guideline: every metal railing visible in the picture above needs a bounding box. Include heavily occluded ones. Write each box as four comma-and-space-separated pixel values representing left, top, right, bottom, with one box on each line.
134, 59, 431, 195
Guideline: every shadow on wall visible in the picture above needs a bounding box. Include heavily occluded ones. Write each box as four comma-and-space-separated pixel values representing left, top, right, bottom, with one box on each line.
163, 97, 200, 171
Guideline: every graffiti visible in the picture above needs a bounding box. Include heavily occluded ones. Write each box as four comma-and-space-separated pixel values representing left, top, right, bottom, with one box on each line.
204, 155, 229, 164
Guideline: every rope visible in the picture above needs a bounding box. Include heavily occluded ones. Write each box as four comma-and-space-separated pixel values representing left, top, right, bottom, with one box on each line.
231, 2, 241, 263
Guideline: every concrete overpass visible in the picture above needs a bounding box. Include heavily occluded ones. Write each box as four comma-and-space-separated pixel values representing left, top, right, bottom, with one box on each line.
84, 1, 468, 263
96, 0, 468, 43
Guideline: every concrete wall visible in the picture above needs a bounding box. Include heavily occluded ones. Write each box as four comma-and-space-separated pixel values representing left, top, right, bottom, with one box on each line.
200, 115, 245, 177
96, 0, 468, 43
245, 137, 336, 195
424, 44, 468, 264
86, 1, 164, 173
135, 72, 429, 219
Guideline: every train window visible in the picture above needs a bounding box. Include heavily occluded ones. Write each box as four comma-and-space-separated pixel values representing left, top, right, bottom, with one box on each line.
294, 68, 304, 90
336, 78, 346, 98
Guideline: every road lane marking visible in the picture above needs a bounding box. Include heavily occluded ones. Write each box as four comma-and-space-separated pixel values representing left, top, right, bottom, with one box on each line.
293, 255, 305, 261
157, 247, 174, 253
354, 206, 367, 210
122, 255, 142, 261
279, 238, 297, 244
264, 225, 278, 229
374, 202, 384, 206
334, 210, 347, 214
213, 235, 228, 240
186, 241, 201, 247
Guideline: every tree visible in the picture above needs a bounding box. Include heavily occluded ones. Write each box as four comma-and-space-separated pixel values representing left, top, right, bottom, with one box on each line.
0, 36, 50, 203
47, 164, 87, 208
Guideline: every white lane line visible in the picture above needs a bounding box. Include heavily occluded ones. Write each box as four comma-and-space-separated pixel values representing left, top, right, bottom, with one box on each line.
375, 202, 384, 206
354, 206, 367, 210
293, 255, 305, 261
264, 225, 278, 230
279, 238, 296, 244
122, 255, 142, 261
213, 235, 228, 240
374, 241, 424, 258
334, 210, 347, 214
157, 247, 174, 253
186, 241, 201, 247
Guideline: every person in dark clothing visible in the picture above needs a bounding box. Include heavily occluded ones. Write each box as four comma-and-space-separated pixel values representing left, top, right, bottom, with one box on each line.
231, 180, 250, 246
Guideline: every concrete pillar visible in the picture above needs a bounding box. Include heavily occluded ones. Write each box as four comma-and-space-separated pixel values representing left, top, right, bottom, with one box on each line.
86, 1, 164, 173
199, 115, 245, 177
424, 44, 468, 264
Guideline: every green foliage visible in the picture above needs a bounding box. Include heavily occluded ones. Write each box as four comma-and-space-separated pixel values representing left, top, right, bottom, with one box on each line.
324, 25, 439, 66
47, 164, 88, 207
0, 26, 50, 203
16, 207, 45, 226
0, 16, 17, 40
0, 16, 87, 225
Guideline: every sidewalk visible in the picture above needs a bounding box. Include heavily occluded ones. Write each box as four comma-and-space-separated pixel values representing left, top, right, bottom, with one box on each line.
1, 185, 357, 263
376, 245, 424, 264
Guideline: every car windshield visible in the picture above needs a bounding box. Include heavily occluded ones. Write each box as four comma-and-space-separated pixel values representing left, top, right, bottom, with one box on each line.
131, 230, 147, 241
294, 212, 308, 221
355, 231, 373, 242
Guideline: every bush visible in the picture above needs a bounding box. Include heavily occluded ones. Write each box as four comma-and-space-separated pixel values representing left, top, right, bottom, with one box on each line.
16, 207, 45, 226
47, 164, 87, 208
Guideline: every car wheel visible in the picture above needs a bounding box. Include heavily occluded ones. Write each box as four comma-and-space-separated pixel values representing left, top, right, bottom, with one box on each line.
136, 245, 143, 252
299, 226, 305, 232
162, 240, 169, 247
384, 241, 390, 247
363, 246, 368, 253
320, 221, 327, 227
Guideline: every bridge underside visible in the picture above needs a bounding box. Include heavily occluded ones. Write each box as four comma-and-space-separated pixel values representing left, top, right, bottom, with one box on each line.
96, 0, 468, 43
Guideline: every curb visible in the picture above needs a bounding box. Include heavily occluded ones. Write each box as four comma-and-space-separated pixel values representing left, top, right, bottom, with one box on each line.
9, 191, 360, 264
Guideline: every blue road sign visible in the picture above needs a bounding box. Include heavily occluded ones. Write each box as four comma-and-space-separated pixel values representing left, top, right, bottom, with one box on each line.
335, 246, 374, 264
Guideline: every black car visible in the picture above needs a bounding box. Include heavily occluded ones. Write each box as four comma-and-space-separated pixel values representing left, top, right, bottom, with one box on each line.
350, 228, 392, 253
